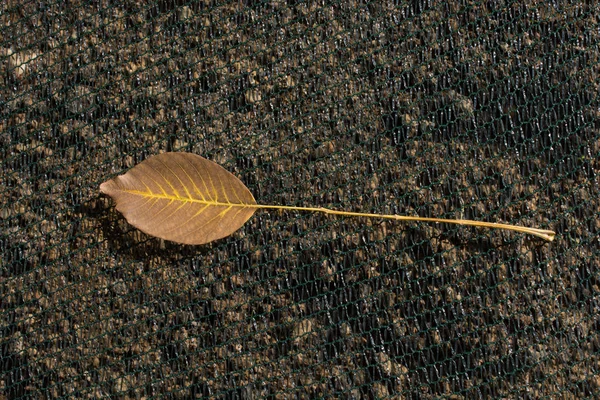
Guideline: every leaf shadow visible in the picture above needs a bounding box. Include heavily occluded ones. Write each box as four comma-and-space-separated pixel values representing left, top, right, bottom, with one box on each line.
81, 195, 212, 261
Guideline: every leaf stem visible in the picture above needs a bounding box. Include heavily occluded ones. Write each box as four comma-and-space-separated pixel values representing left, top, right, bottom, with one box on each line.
251, 204, 555, 242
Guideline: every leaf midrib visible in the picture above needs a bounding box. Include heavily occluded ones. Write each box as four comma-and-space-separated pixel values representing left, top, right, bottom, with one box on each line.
123, 189, 254, 208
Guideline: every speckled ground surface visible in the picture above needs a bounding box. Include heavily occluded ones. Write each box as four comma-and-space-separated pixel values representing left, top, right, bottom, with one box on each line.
1, 1, 599, 398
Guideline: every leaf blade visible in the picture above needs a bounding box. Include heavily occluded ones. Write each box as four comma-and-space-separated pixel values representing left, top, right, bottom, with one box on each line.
100, 152, 257, 245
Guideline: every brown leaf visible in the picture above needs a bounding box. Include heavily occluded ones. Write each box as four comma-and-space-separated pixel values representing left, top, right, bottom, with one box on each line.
102, 152, 555, 244
100, 152, 257, 245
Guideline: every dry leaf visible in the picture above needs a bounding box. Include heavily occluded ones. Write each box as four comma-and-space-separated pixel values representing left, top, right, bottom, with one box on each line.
101, 152, 555, 245
100, 152, 257, 244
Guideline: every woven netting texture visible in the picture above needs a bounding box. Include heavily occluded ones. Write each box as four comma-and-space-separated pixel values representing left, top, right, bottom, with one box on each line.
1, 0, 599, 398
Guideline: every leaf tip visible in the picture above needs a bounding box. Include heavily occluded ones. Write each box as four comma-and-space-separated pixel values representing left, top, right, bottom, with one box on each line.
99, 179, 114, 195
100, 177, 123, 198
99, 181, 108, 194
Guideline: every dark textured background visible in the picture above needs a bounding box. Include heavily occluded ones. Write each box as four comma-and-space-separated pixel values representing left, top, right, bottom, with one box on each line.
1, 0, 599, 398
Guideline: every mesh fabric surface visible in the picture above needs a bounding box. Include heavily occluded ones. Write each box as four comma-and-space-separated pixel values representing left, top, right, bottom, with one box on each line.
1, 1, 599, 398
